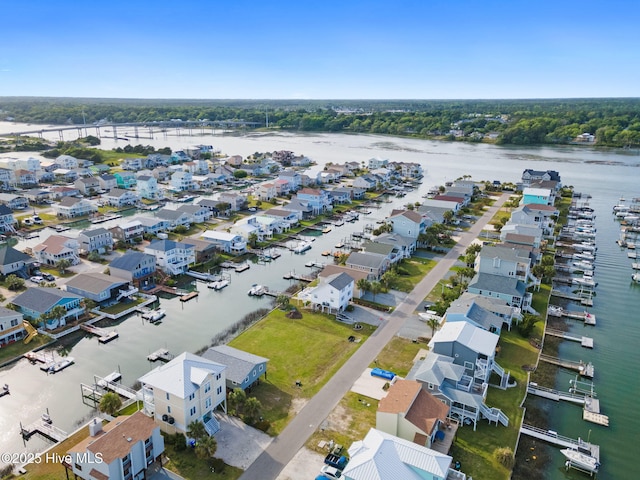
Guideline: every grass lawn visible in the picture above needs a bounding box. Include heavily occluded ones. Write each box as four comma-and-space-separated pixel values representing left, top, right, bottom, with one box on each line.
100, 296, 146, 314
228, 309, 374, 434
0, 335, 52, 366
449, 328, 539, 480
393, 257, 435, 292
163, 443, 243, 480
370, 336, 424, 377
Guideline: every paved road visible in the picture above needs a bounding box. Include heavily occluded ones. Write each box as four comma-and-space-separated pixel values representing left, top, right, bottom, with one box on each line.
239, 193, 510, 480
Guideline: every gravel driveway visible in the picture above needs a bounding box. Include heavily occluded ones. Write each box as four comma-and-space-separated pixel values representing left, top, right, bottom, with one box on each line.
214, 414, 273, 470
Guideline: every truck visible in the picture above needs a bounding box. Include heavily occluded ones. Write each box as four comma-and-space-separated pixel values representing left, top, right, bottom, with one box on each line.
324, 445, 348, 471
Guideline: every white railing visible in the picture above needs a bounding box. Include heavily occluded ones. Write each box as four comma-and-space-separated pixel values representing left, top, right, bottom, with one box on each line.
204, 416, 220, 436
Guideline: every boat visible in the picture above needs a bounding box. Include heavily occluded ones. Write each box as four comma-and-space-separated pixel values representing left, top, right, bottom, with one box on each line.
632, 273, 640, 283
48, 357, 75, 374
632, 262, 640, 270
561, 447, 600, 473
248, 284, 266, 296
143, 309, 166, 323
0, 384, 9, 397
322, 226, 332, 234
321, 250, 331, 256
547, 305, 563, 317
333, 219, 345, 227
335, 242, 345, 249
208, 279, 230, 290
293, 241, 312, 254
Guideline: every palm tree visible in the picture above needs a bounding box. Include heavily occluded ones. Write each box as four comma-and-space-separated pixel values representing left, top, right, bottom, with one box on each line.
248, 233, 258, 248
356, 279, 371, 299
380, 270, 397, 290
99, 392, 122, 416
370, 281, 383, 302
56, 258, 72, 274
244, 397, 262, 423
427, 317, 440, 338
187, 420, 207, 442
194, 435, 217, 459
228, 388, 246, 416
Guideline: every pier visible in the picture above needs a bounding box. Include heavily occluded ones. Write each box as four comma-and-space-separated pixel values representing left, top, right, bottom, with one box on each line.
550, 289, 594, 307
519, 423, 600, 462
180, 291, 199, 302
20, 414, 68, 443
235, 263, 250, 273
548, 306, 596, 325
545, 328, 594, 348
304, 259, 326, 269
527, 382, 609, 426
539, 354, 594, 378
147, 348, 174, 362
283, 271, 315, 282
80, 324, 119, 344
527, 382, 587, 405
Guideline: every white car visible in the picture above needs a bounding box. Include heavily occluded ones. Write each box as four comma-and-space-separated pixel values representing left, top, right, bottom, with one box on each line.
29, 276, 44, 284
319, 465, 342, 479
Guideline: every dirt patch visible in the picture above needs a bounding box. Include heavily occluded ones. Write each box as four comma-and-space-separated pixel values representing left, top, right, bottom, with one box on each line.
289, 397, 308, 416
323, 403, 351, 432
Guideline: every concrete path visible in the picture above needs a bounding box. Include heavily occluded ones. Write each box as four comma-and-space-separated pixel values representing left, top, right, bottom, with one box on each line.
239, 194, 509, 480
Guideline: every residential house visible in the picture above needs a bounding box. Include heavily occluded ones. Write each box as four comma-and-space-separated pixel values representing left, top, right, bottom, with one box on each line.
433, 194, 468, 207
256, 183, 277, 202
376, 379, 449, 448
456, 292, 520, 331
295, 188, 332, 215
374, 233, 417, 258
54, 197, 98, 218
261, 208, 300, 227
277, 170, 302, 191
273, 178, 291, 196
200, 231, 246, 254
176, 204, 212, 223
77, 228, 113, 255
0, 245, 35, 275
352, 175, 377, 190
229, 219, 263, 242
122, 157, 146, 170
499, 224, 543, 249
445, 296, 506, 334
191, 174, 216, 190
97, 174, 117, 191
361, 241, 402, 266
0, 306, 25, 347
345, 252, 390, 280
202, 345, 268, 392
388, 209, 425, 239
368, 158, 389, 169
476, 244, 535, 286
170, 171, 195, 191
66, 412, 164, 480
109, 251, 157, 289
509, 203, 558, 236
420, 198, 461, 213
0, 205, 17, 233
297, 271, 354, 313
144, 239, 196, 275
56, 154, 79, 169
74, 177, 101, 196
50, 186, 81, 199
11, 287, 84, 329
370, 167, 392, 185
110, 220, 145, 244
280, 197, 313, 219
467, 272, 529, 310
521, 187, 553, 206
223, 155, 243, 167
195, 198, 221, 215
0, 193, 28, 210
114, 171, 137, 189
65, 272, 129, 304
13, 169, 37, 187
342, 428, 461, 480
521, 169, 561, 187
33, 235, 80, 266
104, 188, 139, 208
328, 188, 351, 204
0, 156, 40, 173
154, 209, 192, 230
317, 265, 370, 298
139, 352, 227, 436
136, 175, 162, 200
218, 192, 248, 211
134, 216, 170, 236
180, 238, 218, 263
0, 168, 12, 189
390, 161, 423, 179
21, 189, 50, 205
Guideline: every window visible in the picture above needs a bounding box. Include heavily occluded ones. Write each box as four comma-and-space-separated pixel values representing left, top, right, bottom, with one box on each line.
205, 397, 211, 409
188, 393, 195, 401
215, 373, 221, 380
259, 365, 264, 372
189, 406, 196, 416
216, 386, 222, 395
166, 392, 170, 401
75, 463, 82, 471
204, 382, 211, 393
167, 406, 171, 414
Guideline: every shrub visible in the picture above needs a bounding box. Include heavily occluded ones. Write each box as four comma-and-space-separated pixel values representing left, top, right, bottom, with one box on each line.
254, 419, 271, 433
494, 447, 514, 468
210, 458, 226, 473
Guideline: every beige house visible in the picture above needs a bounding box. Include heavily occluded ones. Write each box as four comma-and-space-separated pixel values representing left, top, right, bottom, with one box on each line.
376, 379, 449, 448
0, 306, 25, 347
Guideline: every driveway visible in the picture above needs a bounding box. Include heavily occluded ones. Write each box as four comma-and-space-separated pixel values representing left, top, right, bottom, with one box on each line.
214, 414, 273, 470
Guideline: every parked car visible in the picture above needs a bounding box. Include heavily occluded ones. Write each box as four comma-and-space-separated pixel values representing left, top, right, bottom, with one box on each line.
318, 466, 342, 479
29, 276, 43, 283
23, 218, 34, 226
42, 273, 55, 282
32, 216, 43, 224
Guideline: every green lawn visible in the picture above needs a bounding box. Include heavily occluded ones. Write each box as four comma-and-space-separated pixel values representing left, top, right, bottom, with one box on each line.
229, 309, 374, 434
0, 335, 52, 366
370, 336, 424, 377
393, 257, 435, 292
100, 296, 146, 314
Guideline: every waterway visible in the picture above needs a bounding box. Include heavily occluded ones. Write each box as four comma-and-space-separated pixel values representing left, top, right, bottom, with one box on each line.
0, 124, 639, 479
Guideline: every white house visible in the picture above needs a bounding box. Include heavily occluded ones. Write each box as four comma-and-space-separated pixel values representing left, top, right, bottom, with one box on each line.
33, 235, 80, 266
77, 227, 113, 254
0, 306, 25, 347
297, 272, 354, 313
54, 197, 98, 218
136, 174, 163, 200
144, 239, 196, 275
170, 171, 195, 191
104, 188, 140, 208
201, 231, 246, 254
139, 352, 227, 436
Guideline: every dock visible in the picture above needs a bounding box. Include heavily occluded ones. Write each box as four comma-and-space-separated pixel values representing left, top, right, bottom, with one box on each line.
583, 397, 609, 426
147, 348, 174, 362
24, 351, 51, 364
548, 306, 597, 325
550, 289, 594, 307
526, 383, 586, 405
180, 291, 199, 302
305, 260, 326, 269
539, 354, 594, 378
20, 415, 68, 443
283, 271, 315, 282
235, 263, 250, 272
80, 324, 119, 344
520, 424, 600, 462
545, 328, 594, 348
527, 382, 609, 426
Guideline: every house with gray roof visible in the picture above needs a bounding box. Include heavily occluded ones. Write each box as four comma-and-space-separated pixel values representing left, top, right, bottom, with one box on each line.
54, 197, 97, 218
144, 239, 196, 275
104, 188, 139, 208
345, 251, 390, 280
456, 292, 520, 331
65, 272, 129, 304
445, 296, 506, 335
202, 345, 268, 392
0, 193, 28, 211
97, 174, 117, 191
361, 240, 404, 266
0, 245, 35, 276
0, 305, 25, 347
467, 272, 529, 310
11, 287, 84, 330
134, 216, 170, 236
477, 244, 536, 287
77, 227, 113, 255
109, 251, 156, 288
297, 271, 354, 313
154, 209, 191, 230
74, 177, 101, 196
176, 204, 212, 223
375, 233, 416, 259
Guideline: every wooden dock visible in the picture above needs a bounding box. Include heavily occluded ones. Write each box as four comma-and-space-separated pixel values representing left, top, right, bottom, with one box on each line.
583, 397, 609, 426
147, 348, 174, 362
180, 291, 199, 302
539, 354, 594, 378
545, 328, 594, 348
520, 423, 600, 462
550, 289, 594, 307
548, 306, 596, 325
80, 324, 119, 344
283, 271, 315, 282
527, 383, 609, 426
20, 415, 68, 442
235, 263, 250, 272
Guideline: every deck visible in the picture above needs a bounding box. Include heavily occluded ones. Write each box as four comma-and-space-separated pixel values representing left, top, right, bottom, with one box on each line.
539, 354, 594, 378
147, 348, 174, 362
180, 291, 199, 302
80, 324, 119, 344
545, 328, 594, 348
520, 423, 600, 462
550, 290, 594, 307
20, 416, 68, 443
283, 271, 315, 282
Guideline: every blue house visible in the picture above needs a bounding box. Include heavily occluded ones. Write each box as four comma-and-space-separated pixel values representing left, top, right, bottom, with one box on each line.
521, 187, 553, 206
11, 287, 84, 330
109, 251, 157, 289
202, 345, 269, 392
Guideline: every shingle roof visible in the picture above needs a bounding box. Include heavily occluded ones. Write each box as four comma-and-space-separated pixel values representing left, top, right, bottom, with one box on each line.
429, 321, 499, 357
147, 239, 194, 252
362, 241, 394, 256
65, 272, 127, 295
201, 345, 268, 385
468, 272, 526, 297
346, 252, 386, 269
11, 287, 82, 313
327, 272, 354, 291
79, 227, 109, 238
109, 251, 153, 271
0, 246, 32, 266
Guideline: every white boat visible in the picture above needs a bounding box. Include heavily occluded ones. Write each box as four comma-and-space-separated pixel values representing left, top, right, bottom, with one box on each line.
632, 262, 640, 270
573, 275, 596, 287
333, 219, 345, 227
293, 241, 311, 254
48, 357, 75, 374
248, 284, 266, 296
208, 279, 229, 290
547, 305, 563, 317
143, 309, 166, 323
632, 273, 640, 283
561, 447, 600, 473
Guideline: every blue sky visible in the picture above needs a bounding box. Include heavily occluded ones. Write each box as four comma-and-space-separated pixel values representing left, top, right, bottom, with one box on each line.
1, 0, 638, 99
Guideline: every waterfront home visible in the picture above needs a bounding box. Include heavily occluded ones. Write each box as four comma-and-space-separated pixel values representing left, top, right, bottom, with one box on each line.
21, 188, 50, 205
0, 156, 41, 173
317, 265, 370, 298
0, 168, 11, 189
176, 204, 212, 223
362, 241, 403, 266
104, 188, 139, 208
0, 205, 17, 233
154, 208, 191, 230
261, 208, 301, 226
230, 219, 263, 242
420, 198, 461, 213
50, 185, 81, 200
144, 239, 196, 275
122, 157, 146, 171
389, 209, 426, 239
147, 153, 171, 167
328, 187, 351, 204
445, 185, 474, 201
342, 428, 461, 480
56, 154, 79, 169
170, 170, 195, 191
222, 154, 243, 167
499, 224, 544, 249
521, 187, 554, 206
201, 231, 246, 254
212, 164, 235, 182
114, 171, 137, 189
97, 173, 117, 191
77, 227, 113, 255
297, 271, 354, 313
139, 352, 227, 436
445, 296, 506, 335
433, 194, 468, 207
195, 198, 221, 215
375, 233, 417, 259
0, 245, 36, 275
456, 292, 520, 331
295, 187, 332, 215
110, 220, 145, 244
136, 174, 162, 200
0, 193, 28, 210
370, 167, 392, 185
182, 238, 218, 264
376, 379, 449, 449
11, 287, 84, 329
33, 235, 80, 266
280, 197, 314, 220
476, 244, 534, 284
218, 191, 248, 211
13, 169, 37, 188
65, 272, 130, 304
134, 215, 170, 236
273, 178, 291, 196
278, 170, 302, 191
54, 197, 98, 218
109, 251, 157, 289
202, 345, 268, 392
256, 182, 277, 202
368, 158, 389, 169
352, 175, 377, 190
521, 169, 561, 187
345, 251, 390, 280
467, 272, 529, 311
0, 306, 26, 347
192, 174, 216, 190
390, 161, 423, 179
510, 203, 558, 237
417, 205, 448, 225
74, 177, 101, 196
66, 412, 164, 480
